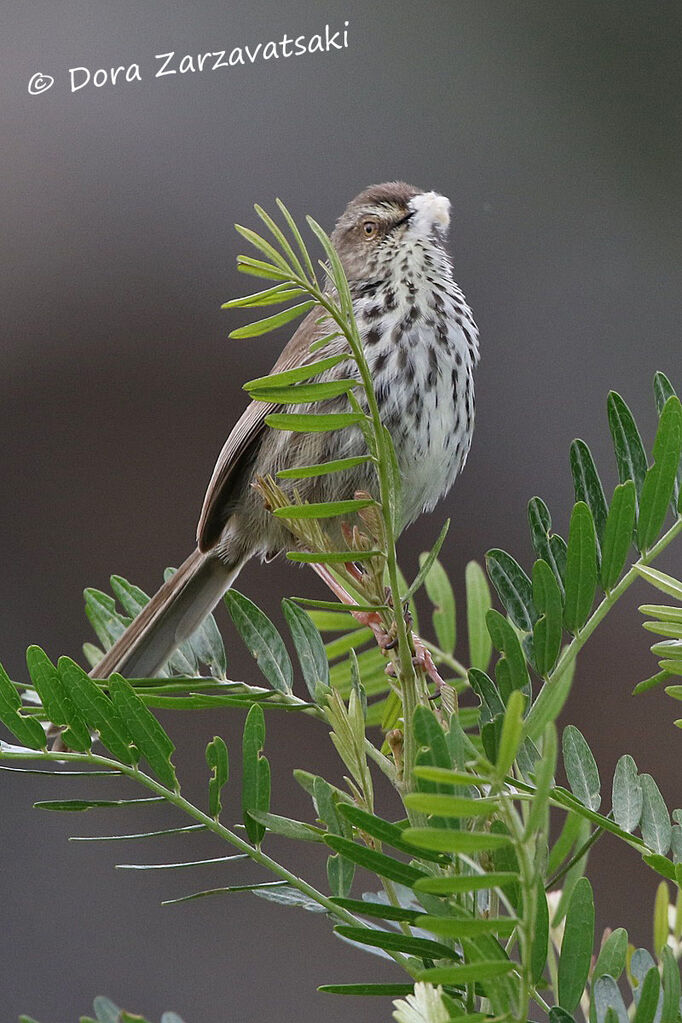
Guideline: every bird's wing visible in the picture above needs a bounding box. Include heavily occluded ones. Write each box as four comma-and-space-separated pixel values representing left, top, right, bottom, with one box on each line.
196, 307, 334, 551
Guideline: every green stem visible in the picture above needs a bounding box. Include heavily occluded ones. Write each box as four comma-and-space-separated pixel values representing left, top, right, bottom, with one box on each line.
545, 516, 682, 693
546, 824, 606, 891
364, 738, 397, 785
499, 799, 536, 1023
1, 748, 419, 976
294, 278, 420, 792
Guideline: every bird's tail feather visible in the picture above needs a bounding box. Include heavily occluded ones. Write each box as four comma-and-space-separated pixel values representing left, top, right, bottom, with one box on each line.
89, 548, 243, 680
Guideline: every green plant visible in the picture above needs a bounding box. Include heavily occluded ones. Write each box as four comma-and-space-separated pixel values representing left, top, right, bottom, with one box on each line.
2, 205, 682, 1022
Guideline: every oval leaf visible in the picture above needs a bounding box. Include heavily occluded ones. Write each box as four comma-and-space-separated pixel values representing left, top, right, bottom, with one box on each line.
611, 754, 643, 833
562, 725, 601, 811
466, 560, 493, 670
558, 876, 595, 1012
224, 590, 293, 694
563, 502, 598, 634
600, 481, 637, 592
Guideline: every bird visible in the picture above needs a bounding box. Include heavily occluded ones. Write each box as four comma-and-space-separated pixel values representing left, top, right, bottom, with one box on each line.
90, 181, 479, 681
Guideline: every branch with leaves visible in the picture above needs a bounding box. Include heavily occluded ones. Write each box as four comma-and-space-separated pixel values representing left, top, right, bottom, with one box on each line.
1, 203, 682, 1023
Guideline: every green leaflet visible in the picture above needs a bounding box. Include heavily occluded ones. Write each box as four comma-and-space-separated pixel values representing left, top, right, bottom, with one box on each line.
593, 975, 629, 1023
531, 876, 550, 983
323, 834, 426, 886
633, 968, 661, 1023
661, 946, 681, 1023
524, 722, 557, 840
241, 704, 270, 846
115, 854, 247, 871
533, 559, 564, 676
108, 675, 177, 788
611, 754, 643, 833
485, 610, 530, 701
336, 802, 446, 862
562, 725, 601, 811
160, 572, 226, 679
639, 773, 671, 855
70, 824, 205, 842
235, 255, 290, 280
570, 439, 608, 562
313, 777, 355, 897
607, 390, 648, 509
281, 599, 329, 699
329, 897, 426, 923
416, 961, 515, 984
486, 548, 536, 632
637, 396, 682, 552
221, 283, 305, 309
318, 983, 416, 996
466, 560, 493, 670
25, 645, 91, 751
333, 924, 454, 961
234, 222, 292, 272
403, 827, 512, 854
563, 502, 598, 634
84, 587, 129, 651
224, 590, 293, 694
523, 651, 576, 742
249, 379, 359, 404
635, 566, 682, 601
58, 657, 135, 765
162, 880, 290, 905
550, 1010, 576, 1023
420, 549, 456, 655
35, 797, 164, 811
205, 735, 229, 819
244, 353, 350, 391
600, 482, 637, 592
558, 876, 595, 1012
495, 689, 526, 778
0, 660, 46, 750
275, 198, 319, 283
592, 927, 628, 987
273, 497, 375, 519
252, 202, 308, 280
287, 550, 383, 564
653, 372, 682, 514
413, 871, 519, 896
277, 454, 371, 479
402, 793, 497, 818
229, 300, 316, 339
403, 519, 450, 602
247, 810, 323, 842
528, 496, 567, 599
419, 915, 518, 938
265, 411, 365, 432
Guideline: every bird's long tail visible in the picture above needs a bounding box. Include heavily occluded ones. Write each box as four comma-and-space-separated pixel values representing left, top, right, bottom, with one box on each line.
89, 548, 244, 680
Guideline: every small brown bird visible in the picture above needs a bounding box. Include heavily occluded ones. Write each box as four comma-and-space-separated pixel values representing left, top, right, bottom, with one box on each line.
91, 182, 479, 680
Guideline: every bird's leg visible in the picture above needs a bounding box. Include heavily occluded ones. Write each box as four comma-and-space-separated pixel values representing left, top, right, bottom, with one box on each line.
309, 562, 447, 691
411, 634, 446, 691
309, 562, 389, 646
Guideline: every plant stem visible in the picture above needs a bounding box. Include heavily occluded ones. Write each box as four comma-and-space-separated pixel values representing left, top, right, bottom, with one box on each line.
290, 273, 421, 791
0, 748, 420, 976
546, 824, 606, 891
545, 516, 682, 693
364, 738, 397, 784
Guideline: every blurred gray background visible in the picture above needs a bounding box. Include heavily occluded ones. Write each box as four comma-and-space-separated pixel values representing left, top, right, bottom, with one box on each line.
2, 1, 681, 1019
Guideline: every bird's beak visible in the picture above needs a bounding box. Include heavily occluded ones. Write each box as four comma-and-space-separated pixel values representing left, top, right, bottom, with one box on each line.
407, 191, 451, 236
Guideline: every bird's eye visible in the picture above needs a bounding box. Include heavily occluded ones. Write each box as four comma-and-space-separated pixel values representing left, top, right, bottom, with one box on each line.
362, 220, 378, 238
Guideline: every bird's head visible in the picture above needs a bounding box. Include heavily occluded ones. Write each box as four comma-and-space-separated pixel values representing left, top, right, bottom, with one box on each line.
331, 181, 451, 283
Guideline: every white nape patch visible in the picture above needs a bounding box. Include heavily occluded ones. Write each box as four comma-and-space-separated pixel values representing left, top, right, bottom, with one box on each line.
409, 191, 451, 235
